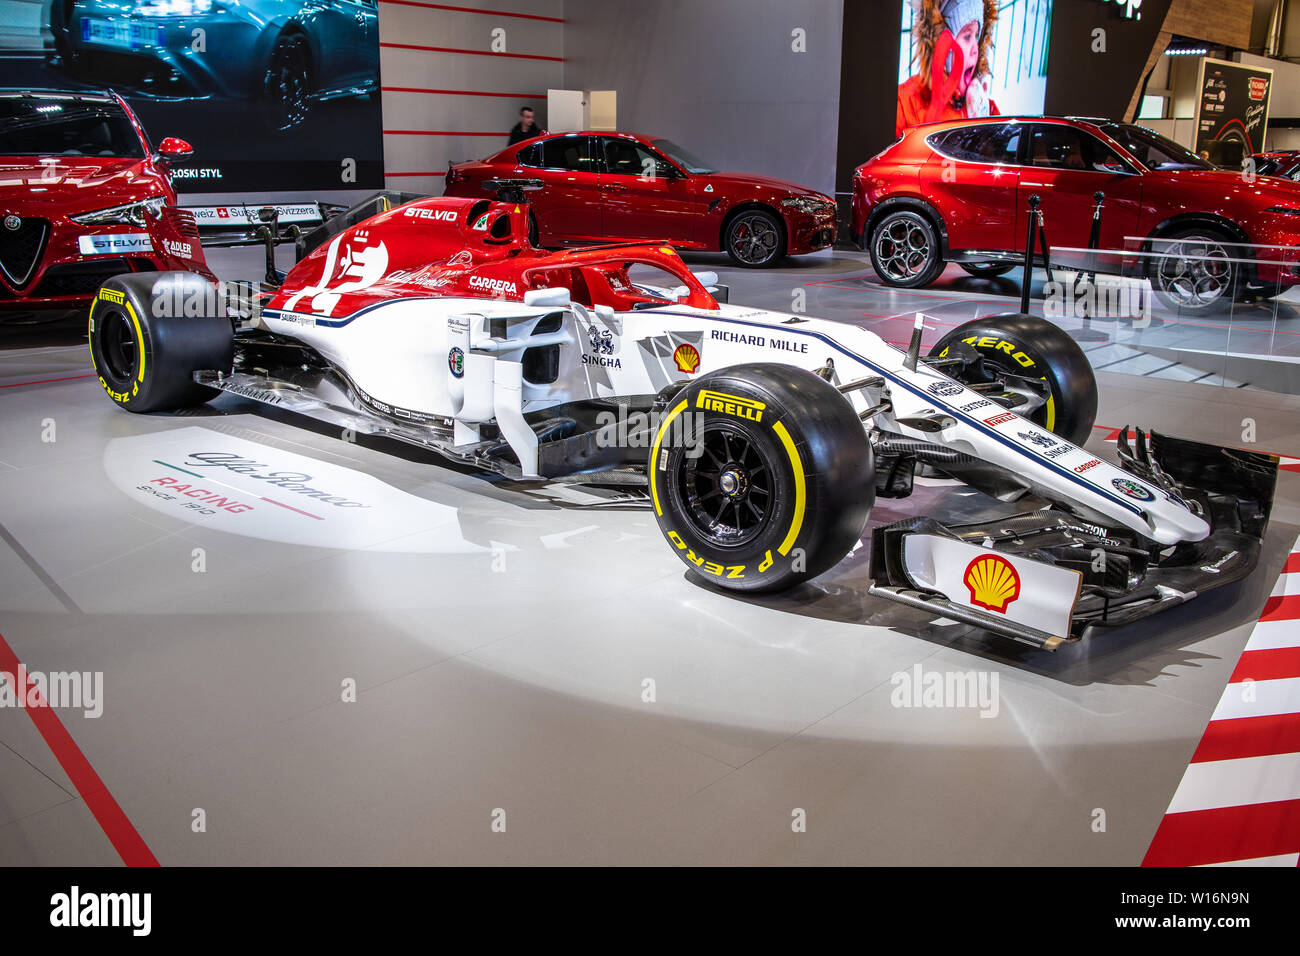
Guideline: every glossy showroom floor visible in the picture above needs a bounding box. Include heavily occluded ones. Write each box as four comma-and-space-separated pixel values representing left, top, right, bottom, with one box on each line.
1, 247, 1297, 865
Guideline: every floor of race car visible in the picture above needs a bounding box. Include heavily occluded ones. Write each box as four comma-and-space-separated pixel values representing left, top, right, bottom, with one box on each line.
1, 249, 1298, 865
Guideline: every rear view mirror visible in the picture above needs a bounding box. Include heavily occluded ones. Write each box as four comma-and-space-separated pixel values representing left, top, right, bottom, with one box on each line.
158, 137, 193, 158
523, 287, 571, 308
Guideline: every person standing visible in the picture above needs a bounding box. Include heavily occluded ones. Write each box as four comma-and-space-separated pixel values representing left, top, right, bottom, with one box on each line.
508, 106, 546, 145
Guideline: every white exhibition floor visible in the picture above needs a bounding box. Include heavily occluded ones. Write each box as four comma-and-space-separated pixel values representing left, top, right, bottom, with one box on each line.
0, 254, 1298, 865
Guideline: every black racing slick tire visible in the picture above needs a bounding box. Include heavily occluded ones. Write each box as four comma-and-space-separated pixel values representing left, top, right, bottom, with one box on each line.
649, 364, 874, 594
89, 272, 233, 413
928, 312, 1098, 447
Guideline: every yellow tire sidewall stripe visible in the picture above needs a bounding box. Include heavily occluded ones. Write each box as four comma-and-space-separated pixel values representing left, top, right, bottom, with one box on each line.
126, 300, 146, 382
653, 398, 808, 565
650, 398, 689, 516
772, 420, 806, 556
87, 299, 97, 371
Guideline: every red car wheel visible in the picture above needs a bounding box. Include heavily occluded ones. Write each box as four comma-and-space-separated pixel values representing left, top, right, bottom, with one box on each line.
868, 209, 945, 288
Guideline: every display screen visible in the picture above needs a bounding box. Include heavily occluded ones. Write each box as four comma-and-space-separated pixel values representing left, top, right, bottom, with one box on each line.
896, 0, 1053, 137
1195, 58, 1273, 167
0, 94, 146, 157
0, 0, 384, 192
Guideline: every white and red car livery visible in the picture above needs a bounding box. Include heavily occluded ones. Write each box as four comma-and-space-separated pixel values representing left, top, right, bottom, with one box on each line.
87, 194, 1279, 651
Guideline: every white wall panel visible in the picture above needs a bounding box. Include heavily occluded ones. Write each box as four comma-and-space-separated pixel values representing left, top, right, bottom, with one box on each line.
377, 0, 565, 193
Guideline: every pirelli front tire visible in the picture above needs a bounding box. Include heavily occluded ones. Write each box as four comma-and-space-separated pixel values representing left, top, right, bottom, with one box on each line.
89, 272, 233, 414
928, 312, 1098, 447
649, 364, 874, 594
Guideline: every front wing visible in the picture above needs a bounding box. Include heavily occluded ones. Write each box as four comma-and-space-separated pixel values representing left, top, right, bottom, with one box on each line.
869, 431, 1279, 650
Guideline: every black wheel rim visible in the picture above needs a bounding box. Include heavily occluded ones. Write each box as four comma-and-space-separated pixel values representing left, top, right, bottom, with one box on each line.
99, 309, 137, 383
678, 423, 775, 547
266, 36, 311, 131
729, 213, 779, 265
874, 212, 933, 281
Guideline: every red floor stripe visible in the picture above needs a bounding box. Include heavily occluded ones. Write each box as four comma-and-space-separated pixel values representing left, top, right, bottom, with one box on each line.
260, 496, 323, 520
378, 0, 565, 22
380, 42, 564, 61
0, 373, 98, 390
1230, 646, 1300, 684
1142, 798, 1300, 866
382, 86, 545, 98
1285, 553, 1300, 574
1192, 712, 1300, 764
0, 631, 158, 866
1260, 593, 1300, 622
384, 129, 505, 136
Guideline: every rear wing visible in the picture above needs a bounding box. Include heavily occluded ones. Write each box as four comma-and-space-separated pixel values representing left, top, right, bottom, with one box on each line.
182, 200, 351, 249
293, 190, 430, 261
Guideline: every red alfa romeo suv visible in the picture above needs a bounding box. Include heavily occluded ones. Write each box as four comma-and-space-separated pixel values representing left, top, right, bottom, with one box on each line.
852, 116, 1300, 313
446, 131, 837, 268
0, 89, 210, 320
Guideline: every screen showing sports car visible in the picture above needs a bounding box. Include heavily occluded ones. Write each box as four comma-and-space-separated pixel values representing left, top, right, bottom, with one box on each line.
896, 0, 1053, 136
0, 94, 145, 155
0, 0, 383, 191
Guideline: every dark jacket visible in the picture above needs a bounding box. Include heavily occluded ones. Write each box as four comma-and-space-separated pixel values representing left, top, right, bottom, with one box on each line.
509, 122, 545, 145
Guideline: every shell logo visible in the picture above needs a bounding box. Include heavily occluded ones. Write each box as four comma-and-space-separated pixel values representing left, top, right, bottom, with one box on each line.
673, 343, 701, 374
963, 554, 1021, 614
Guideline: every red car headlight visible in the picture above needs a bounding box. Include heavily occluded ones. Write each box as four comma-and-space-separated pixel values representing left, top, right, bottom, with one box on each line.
781, 197, 834, 216
69, 196, 168, 226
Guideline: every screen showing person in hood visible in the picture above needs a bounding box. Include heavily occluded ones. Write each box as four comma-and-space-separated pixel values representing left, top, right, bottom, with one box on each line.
897, 0, 1053, 137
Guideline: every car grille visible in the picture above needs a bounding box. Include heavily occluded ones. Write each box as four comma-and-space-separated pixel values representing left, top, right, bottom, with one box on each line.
32, 259, 148, 298
0, 217, 50, 287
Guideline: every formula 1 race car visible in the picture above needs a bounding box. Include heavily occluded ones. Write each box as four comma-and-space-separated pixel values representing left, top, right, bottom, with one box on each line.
86, 191, 1278, 650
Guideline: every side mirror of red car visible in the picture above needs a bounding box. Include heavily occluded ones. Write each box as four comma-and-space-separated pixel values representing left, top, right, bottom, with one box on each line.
158, 137, 194, 158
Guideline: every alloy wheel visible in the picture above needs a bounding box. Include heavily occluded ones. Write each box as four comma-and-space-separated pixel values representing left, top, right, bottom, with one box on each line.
873, 212, 935, 281
728, 212, 781, 265
1156, 236, 1233, 310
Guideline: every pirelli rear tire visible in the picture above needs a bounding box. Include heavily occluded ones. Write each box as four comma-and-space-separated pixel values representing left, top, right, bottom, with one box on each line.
89, 272, 233, 414
928, 312, 1098, 447
649, 364, 874, 594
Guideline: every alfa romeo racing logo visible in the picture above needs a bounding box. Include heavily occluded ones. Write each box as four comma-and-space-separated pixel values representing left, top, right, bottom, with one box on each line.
1112, 477, 1155, 501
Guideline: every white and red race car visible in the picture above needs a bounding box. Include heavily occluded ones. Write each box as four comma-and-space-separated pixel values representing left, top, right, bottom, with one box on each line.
86, 191, 1278, 650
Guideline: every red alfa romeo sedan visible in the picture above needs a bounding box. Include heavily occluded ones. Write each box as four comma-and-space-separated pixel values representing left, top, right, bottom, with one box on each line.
852, 116, 1300, 313
0, 88, 207, 320
446, 131, 837, 268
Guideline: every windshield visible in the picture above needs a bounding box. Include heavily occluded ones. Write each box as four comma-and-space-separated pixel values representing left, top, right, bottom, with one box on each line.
651, 138, 717, 174
0, 96, 145, 158
1098, 122, 1213, 171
